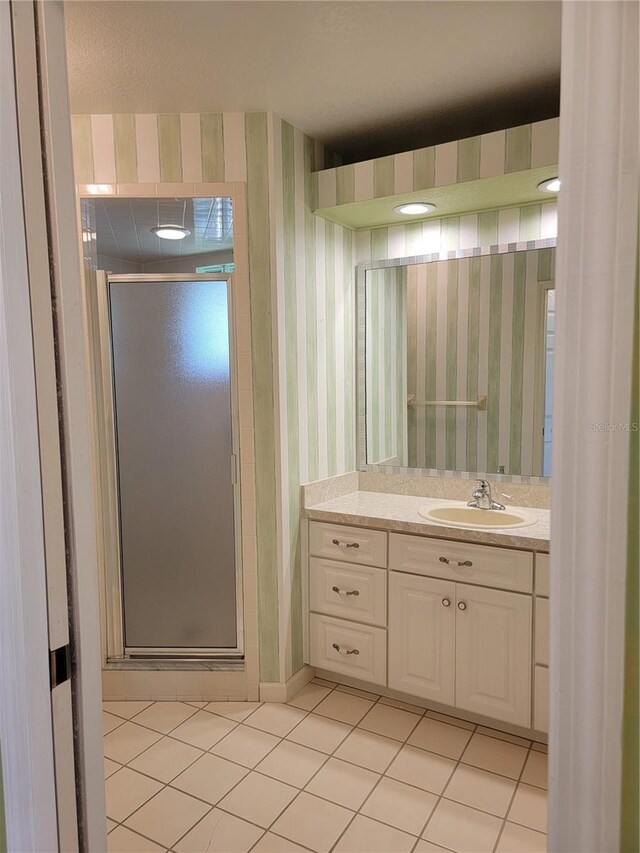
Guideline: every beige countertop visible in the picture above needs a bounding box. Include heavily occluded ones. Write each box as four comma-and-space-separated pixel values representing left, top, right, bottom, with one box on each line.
304, 491, 551, 551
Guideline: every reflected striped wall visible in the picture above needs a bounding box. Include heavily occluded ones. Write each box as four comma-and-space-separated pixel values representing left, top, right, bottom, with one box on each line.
365, 268, 407, 466
405, 249, 555, 475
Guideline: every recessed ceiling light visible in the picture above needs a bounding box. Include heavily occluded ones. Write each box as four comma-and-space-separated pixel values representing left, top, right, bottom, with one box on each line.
151, 225, 191, 240
394, 202, 436, 216
538, 177, 561, 193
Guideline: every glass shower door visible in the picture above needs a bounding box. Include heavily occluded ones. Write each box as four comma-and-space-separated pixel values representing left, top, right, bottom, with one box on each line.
108, 275, 240, 653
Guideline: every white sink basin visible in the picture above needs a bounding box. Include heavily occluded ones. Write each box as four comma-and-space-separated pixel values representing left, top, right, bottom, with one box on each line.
418, 505, 537, 530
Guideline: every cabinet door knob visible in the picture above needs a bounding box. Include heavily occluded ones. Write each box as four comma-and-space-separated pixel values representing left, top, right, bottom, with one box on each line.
332, 643, 359, 656
457, 601, 467, 611
442, 597, 451, 607
332, 586, 360, 597
332, 538, 360, 549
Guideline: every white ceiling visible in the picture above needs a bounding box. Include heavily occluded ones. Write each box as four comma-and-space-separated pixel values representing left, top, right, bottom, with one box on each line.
93, 197, 234, 262
64, 0, 561, 162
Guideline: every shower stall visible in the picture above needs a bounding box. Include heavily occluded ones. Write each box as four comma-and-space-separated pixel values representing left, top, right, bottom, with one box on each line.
90, 273, 243, 658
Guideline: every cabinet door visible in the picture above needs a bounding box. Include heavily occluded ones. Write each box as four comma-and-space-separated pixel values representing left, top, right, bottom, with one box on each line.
388, 572, 455, 705
455, 585, 532, 727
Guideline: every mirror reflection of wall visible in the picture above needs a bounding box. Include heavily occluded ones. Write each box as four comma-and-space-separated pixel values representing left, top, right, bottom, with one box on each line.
363, 246, 555, 478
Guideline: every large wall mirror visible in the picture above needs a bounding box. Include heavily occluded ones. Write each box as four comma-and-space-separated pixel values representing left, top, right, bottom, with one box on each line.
357, 242, 555, 481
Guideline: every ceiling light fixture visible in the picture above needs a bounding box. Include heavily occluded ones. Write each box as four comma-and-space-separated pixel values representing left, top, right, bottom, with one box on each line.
394, 202, 436, 216
151, 225, 191, 240
538, 177, 561, 193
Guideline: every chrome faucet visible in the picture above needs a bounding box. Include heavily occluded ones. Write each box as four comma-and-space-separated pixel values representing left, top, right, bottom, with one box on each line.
467, 479, 506, 511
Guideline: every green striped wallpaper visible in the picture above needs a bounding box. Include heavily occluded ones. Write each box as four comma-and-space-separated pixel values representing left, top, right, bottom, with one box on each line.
354, 201, 558, 265
315, 118, 559, 208
365, 268, 408, 465
71, 112, 351, 683
400, 249, 555, 475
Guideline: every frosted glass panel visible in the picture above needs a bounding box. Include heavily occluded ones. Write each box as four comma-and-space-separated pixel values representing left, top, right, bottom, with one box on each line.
109, 278, 237, 649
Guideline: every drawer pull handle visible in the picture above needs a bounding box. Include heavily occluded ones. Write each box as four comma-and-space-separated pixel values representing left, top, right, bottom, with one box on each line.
442, 597, 451, 607
332, 643, 360, 656
332, 586, 360, 597
458, 601, 467, 611
439, 556, 473, 567
332, 539, 360, 549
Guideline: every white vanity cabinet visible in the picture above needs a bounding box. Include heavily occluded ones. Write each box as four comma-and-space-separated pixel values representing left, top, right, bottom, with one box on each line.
388, 539, 532, 727
306, 518, 549, 736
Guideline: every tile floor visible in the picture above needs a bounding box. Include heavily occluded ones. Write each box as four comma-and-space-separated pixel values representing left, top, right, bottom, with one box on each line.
103, 678, 548, 853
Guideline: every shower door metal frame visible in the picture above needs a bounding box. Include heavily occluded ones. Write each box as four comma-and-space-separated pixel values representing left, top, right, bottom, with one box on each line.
94, 272, 244, 660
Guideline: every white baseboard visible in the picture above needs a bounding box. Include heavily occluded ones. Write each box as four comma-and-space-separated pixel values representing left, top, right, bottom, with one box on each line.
259, 664, 315, 703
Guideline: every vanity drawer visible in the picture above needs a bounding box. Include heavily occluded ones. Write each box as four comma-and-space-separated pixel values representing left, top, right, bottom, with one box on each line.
309, 522, 387, 568
389, 533, 533, 593
535, 597, 549, 666
536, 553, 550, 596
310, 558, 387, 627
309, 613, 387, 686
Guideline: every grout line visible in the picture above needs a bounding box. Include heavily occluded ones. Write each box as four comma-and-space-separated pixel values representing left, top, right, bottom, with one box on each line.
491, 741, 535, 852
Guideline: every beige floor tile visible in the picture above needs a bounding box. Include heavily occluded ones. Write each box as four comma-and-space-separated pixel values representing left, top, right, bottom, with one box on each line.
423, 799, 502, 853
106, 818, 117, 833
496, 821, 547, 852
256, 739, 327, 787
174, 807, 263, 853
103, 701, 153, 720
172, 752, 248, 805
288, 683, 332, 711
170, 710, 237, 750
444, 764, 516, 817
476, 725, 532, 747
312, 690, 374, 725
521, 751, 548, 789
335, 684, 380, 700
243, 703, 307, 737
106, 825, 164, 852
286, 712, 352, 753
361, 777, 437, 836
508, 783, 548, 833
408, 717, 473, 759
251, 832, 310, 852
104, 767, 163, 822
104, 711, 125, 735
104, 757, 121, 779
124, 786, 210, 848
128, 736, 203, 783
311, 677, 337, 688
131, 702, 198, 734
334, 728, 402, 773
386, 744, 456, 794
211, 724, 280, 768
217, 771, 298, 828
305, 757, 379, 810
531, 741, 548, 754
414, 841, 454, 852
271, 791, 354, 853
103, 722, 162, 764
358, 703, 421, 742
378, 696, 426, 714
461, 733, 528, 779
334, 815, 415, 853
186, 701, 208, 708
204, 702, 262, 722
425, 710, 475, 731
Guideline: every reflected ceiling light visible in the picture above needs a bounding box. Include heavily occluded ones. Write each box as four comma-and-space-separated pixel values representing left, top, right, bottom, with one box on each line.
151, 225, 191, 240
394, 202, 436, 215
538, 177, 561, 193
87, 184, 113, 195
